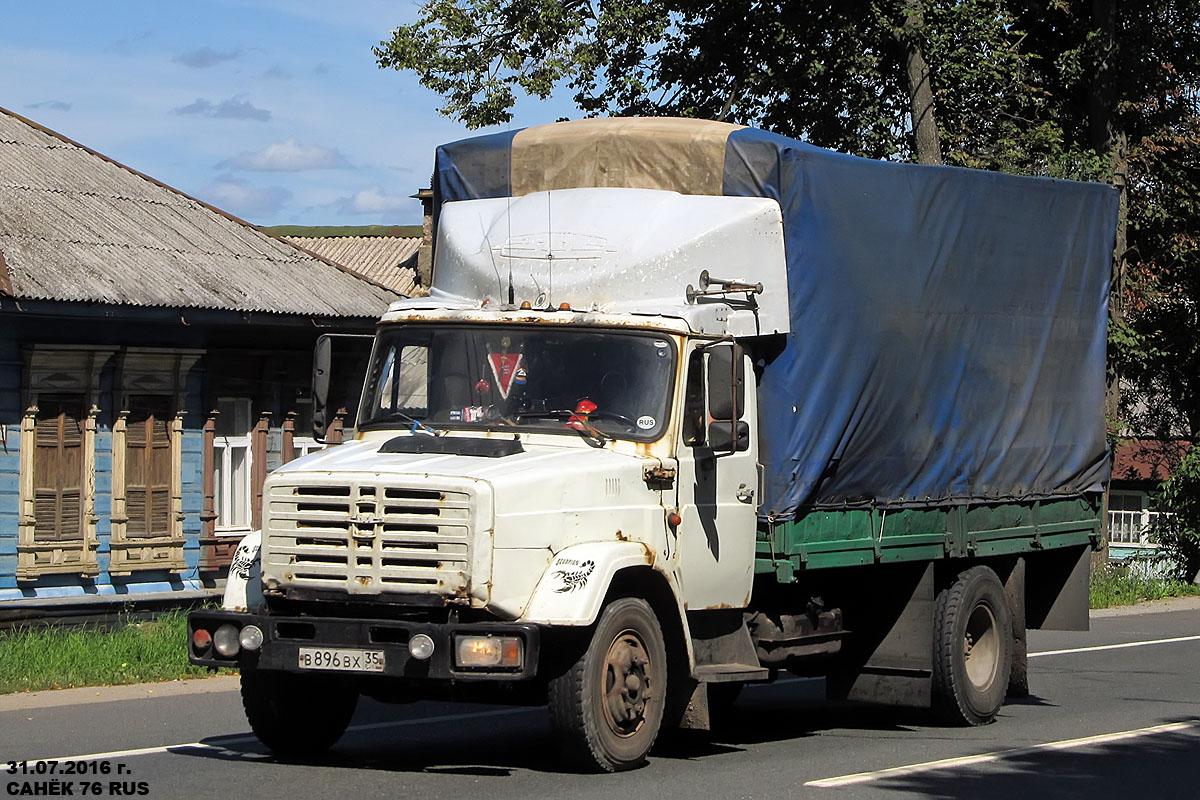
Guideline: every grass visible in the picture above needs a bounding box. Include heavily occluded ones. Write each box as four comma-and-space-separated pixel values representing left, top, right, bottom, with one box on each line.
1089, 564, 1200, 609
0, 609, 229, 695
1, 569, 1196, 695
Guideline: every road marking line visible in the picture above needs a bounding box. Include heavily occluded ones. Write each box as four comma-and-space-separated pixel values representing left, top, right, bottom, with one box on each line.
806, 720, 1200, 787
1029, 634, 1200, 658
35, 707, 539, 763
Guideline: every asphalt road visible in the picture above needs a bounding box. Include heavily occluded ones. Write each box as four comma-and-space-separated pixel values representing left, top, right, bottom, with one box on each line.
2, 598, 1198, 800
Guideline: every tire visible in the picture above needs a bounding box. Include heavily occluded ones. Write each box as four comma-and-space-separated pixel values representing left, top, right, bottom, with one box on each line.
548, 598, 668, 772
932, 566, 1013, 726
240, 669, 359, 757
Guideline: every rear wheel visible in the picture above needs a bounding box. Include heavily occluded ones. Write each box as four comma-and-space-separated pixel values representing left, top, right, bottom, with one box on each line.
932, 566, 1012, 725
548, 598, 668, 772
241, 670, 359, 757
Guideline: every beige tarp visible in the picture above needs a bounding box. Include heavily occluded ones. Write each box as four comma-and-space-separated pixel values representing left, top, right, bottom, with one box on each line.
510, 117, 742, 197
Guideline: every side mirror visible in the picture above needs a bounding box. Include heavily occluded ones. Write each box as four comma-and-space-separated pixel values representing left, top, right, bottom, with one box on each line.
706, 343, 745, 454
311, 333, 374, 442
312, 335, 333, 440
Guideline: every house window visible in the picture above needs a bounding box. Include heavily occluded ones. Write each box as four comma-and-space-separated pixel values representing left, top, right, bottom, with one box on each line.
1108, 491, 1151, 546
18, 346, 113, 580
32, 393, 86, 543
214, 398, 253, 532
124, 395, 172, 539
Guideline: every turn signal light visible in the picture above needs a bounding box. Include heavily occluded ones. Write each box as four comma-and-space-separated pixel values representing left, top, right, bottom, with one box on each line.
455, 635, 522, 668
191, 628, 212, 654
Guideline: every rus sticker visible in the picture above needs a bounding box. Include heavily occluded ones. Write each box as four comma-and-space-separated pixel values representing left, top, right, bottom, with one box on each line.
636, 415, 656, 429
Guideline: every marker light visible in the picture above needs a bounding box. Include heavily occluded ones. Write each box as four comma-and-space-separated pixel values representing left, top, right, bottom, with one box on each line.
520, 301, 532, 310
239, 625, 264, 651
668, 513, 682, 527
455, 635, 522, 668
213, 624, 241, 657
558, 302, 572, 310
409, 633, 435, 661
191, 628, 212, 654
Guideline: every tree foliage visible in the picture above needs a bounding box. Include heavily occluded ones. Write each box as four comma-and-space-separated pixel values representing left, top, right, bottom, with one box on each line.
1152, 446, 1200, 582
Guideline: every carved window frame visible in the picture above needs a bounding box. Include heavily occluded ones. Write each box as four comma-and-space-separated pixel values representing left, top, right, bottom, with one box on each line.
108, 348, 203, 575
17, 346, 115, 581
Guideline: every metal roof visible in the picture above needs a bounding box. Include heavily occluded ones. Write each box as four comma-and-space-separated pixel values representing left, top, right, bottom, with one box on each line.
0, 107, 399, 317
284, 235, 420, 296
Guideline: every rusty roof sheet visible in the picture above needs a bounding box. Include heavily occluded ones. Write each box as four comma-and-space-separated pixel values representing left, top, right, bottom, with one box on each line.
1112, 439, 1190, 484
285, 235, 420, 296
0, 107, 399, 317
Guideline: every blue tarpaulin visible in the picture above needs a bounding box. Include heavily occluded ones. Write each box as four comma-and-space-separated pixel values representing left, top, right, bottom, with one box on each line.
433, 120, 1120, 521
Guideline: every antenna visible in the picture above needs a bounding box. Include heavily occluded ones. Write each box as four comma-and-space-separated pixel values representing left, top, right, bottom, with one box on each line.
505, 117, 515, 306
546, 189, 554, 305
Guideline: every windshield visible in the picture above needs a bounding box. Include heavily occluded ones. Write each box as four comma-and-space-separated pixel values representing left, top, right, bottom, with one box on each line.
358, 326, 676, 442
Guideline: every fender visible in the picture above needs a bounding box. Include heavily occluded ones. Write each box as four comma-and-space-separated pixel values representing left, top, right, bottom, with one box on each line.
222, 531, 264, 613
522, 541, 667, 627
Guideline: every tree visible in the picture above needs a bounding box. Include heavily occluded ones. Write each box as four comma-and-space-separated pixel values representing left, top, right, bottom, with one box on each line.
376, 1, 1057, 165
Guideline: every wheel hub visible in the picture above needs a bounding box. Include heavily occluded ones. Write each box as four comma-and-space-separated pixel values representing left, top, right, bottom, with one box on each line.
603, 630, 653, 737
963, 604, 1000, 690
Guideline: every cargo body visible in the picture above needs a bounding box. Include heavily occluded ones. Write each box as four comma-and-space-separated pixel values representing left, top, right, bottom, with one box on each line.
190, 118, 1120, 772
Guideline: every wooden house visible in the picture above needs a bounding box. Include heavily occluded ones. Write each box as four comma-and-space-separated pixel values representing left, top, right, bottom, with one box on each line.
0, 107, 399, 611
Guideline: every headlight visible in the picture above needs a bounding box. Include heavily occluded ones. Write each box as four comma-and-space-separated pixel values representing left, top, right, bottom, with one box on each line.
213, 624, 241, 657
239, 625, 264, 651
408, 633, 435, 661
455, 635, 522, 668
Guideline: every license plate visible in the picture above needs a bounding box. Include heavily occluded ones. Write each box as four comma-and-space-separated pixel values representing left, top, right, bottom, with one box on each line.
297, 647, 386, 673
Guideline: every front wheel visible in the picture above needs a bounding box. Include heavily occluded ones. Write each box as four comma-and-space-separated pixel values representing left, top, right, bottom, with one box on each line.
241, 670, 359, 757
932, 566, 1013, 725
548, 598, 668, 772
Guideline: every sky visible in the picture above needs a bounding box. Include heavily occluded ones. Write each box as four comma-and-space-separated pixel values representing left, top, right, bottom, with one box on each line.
1, 1, 576, 227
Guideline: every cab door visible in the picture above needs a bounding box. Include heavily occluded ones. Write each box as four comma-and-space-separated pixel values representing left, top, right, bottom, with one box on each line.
673, 342, 759, 609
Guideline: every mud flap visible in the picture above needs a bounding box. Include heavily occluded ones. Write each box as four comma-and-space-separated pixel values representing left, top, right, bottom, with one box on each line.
1026, 544, 1091, 632
1003, 556, 1029, 698
826, 562, 933, 708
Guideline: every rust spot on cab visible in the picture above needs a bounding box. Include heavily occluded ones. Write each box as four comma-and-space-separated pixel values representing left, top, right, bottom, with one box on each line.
616, 530, 628, 541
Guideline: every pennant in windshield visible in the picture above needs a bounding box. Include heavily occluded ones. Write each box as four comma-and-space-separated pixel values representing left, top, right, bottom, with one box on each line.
488, 352, 525, 400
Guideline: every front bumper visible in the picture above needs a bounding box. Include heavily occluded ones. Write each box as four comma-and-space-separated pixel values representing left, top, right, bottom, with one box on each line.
188, 610, 540, 681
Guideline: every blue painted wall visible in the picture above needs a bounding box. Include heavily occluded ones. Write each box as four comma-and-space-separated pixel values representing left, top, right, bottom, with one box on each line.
0, 308, 360, 604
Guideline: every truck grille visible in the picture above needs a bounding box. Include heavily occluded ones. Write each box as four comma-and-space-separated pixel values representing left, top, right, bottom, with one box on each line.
263, 480, 475, 598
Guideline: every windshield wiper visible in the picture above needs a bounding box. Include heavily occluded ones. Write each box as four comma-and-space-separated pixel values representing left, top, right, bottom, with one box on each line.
513, 409, 612, 446
368, 410, 443, 436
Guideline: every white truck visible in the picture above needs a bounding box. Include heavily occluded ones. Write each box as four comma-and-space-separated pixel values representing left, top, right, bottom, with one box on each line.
190, 118, 1119, 772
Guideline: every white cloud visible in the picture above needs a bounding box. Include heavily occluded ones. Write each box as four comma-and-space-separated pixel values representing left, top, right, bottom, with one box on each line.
27, 100, 71, 111
223, 138, 348, 171
203, 174, 291, 221
339, 186, 411, 215
174, 97, 271, 121
173, 46, 242, 69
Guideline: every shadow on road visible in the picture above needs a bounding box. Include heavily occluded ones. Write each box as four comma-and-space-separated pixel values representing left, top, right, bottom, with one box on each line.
166, 679, 928, 774
168, 680, 1191, 787
868, 717, 1200, 798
